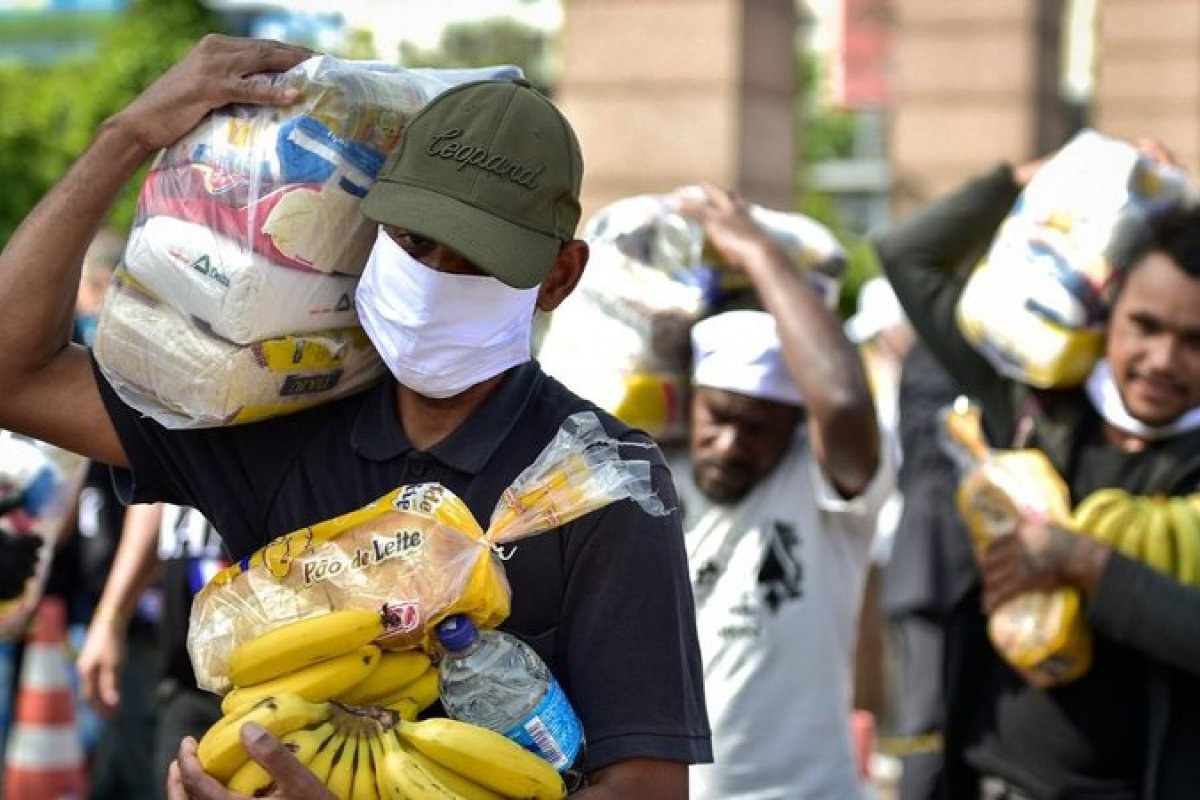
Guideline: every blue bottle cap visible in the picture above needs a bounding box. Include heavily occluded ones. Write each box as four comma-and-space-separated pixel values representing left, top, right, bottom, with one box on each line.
435, 614, 479, 652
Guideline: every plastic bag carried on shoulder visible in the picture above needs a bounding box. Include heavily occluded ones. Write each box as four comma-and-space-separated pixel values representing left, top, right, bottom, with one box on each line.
95, 56, 522, 428
942, 398, 1092, 688
536, 189, 845, 443
0, 432, 87, 640
957, 129, 1196, 388
187, 411, 669, 693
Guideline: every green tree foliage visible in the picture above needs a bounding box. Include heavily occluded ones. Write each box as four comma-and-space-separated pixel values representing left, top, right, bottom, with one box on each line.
0, 0, 221, 243
796, 52, 881, 319
399, 17, 553, 94
798, 53, 857, 164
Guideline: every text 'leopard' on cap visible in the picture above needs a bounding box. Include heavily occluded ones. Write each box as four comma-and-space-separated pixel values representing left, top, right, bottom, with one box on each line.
362, 78, 584, 289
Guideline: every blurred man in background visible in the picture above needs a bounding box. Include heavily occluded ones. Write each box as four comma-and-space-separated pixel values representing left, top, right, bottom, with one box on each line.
671, 185, 892, 799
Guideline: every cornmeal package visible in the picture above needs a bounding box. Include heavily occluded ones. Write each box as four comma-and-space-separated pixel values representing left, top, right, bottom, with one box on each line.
943, 398, 1092, 688
94, 56, 522, 428
187, 411, 668, 693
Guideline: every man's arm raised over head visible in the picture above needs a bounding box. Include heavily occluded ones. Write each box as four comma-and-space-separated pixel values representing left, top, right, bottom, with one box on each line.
682, 184, 881, 497
0, 35, 310, 466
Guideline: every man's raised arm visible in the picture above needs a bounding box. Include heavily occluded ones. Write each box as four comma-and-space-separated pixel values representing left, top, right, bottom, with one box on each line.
682, 184, 880, 497
0, 35, 309, 465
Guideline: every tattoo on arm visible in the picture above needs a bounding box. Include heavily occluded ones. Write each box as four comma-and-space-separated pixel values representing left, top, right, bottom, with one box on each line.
1025, 524, 1079, 575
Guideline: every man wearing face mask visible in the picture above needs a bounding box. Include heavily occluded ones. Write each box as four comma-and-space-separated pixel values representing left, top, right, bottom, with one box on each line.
0, 36, 711, 800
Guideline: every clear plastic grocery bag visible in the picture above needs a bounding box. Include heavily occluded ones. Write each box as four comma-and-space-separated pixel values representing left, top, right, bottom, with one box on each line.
942, 399, 1092, 688
187, 411, 669, 693
94, 56, 522, 428
0, 433, 88, 640
957, 129, 1195, 388
537, 188, 845, 443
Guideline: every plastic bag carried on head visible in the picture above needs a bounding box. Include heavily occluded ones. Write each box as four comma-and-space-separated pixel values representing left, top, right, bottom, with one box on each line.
536, 190, 845, 444
93, 56, 523, 428
187, 411, 669, 694
957, 129, 1196, 388
0, 432, 88, 640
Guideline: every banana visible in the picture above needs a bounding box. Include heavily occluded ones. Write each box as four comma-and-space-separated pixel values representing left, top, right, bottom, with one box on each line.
1072, 487, 1132, 538
380, 665, 440, 720
351, 729, 381, 800
1088, 495, 1140, 547
229, 609, 386, 686
370, 730, 394, 800
374, 728, 461, 800
336, 650, 432, 706
326, 733, 359, 800
1141, 498, 1176, 577
304, 727, 350, 785
397, 736, 504, 800
226, 755, 273, 796
397, 717, 567, 800
1119, 498, 1152, 560
223, 646, 382, 715
197, 694, 332, 782
226, 719, 337, 795
1171, 495, 1200, 587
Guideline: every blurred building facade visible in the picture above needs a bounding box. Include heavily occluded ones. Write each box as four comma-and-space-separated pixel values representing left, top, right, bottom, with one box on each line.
557, 0, 799, 222
555, 0, 1200, 236
886, 0, 1200, 215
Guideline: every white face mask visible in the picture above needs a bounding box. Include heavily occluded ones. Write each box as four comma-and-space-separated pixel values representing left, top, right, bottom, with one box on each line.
355, 230, 539, 398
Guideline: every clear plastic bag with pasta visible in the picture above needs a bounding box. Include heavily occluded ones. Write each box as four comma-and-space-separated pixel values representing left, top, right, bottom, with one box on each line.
187, 411, 669, 693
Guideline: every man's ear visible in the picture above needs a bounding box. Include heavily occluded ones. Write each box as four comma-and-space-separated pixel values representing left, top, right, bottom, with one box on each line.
536, 240, 588, 312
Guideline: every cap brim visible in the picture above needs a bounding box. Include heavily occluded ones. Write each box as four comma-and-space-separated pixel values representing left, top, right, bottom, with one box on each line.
361, 181, 560, 289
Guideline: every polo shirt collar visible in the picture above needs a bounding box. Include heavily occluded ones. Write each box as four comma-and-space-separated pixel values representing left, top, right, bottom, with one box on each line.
351, 362, 541, 474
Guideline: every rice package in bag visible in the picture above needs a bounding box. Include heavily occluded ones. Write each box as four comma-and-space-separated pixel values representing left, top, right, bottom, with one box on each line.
957, 129, 1195, 388
942, 398, 1092, 688
537, 189, 844, 443
0, 433, 87, 639
95, 56, 523, 427
94, 270, 385, 428
187, 411, 668, 693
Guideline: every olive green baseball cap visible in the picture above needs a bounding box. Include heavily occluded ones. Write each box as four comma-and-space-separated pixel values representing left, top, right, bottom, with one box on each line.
361, 78, 584, 289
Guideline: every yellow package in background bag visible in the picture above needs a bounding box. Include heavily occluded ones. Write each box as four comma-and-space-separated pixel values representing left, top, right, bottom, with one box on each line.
187, 411, 669, 693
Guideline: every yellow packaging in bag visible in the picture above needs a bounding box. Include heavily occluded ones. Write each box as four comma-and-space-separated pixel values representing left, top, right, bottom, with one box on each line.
187, 411, 668, 693
946, 400, 1092, 688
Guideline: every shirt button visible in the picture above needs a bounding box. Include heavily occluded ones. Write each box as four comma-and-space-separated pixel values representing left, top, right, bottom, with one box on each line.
410, 460, 427, 477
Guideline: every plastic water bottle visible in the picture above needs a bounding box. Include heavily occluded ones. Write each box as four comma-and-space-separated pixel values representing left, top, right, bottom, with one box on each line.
435, 615, 584, 773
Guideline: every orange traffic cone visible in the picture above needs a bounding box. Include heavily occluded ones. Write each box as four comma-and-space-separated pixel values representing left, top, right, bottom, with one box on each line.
4, 596, 87, 800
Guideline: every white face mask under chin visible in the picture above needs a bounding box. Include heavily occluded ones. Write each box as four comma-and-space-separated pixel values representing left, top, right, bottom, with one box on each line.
355, 230, 539, 399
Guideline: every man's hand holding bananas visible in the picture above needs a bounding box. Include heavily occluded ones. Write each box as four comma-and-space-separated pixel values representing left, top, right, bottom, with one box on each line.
981, 518, 1111, 614
168, 720, 336, 800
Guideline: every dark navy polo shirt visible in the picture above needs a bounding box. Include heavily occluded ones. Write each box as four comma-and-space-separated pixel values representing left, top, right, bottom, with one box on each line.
93, 357, 712, 771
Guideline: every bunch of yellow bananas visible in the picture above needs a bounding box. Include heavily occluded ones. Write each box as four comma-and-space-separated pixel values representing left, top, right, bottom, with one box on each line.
1072, 488, 1200, 586
200, 609, 568, 798
197, 693, 567, 800
217, 609, 441, 720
